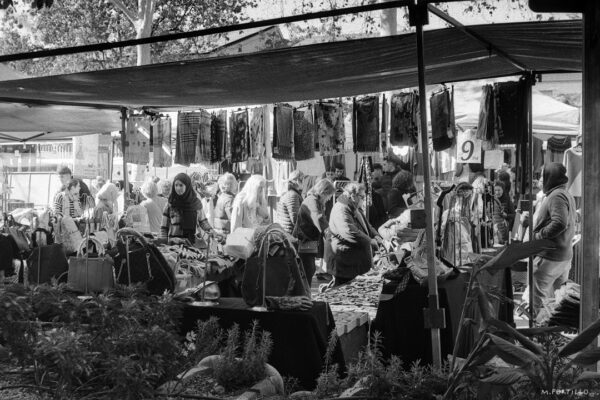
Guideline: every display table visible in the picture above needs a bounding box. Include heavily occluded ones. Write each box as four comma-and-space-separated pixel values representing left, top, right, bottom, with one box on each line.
371, 273, 468, 365
179, 298, 345, 390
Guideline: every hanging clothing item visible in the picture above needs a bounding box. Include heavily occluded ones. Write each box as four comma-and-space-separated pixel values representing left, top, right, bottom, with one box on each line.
353, 96, 380, 153
315, 101, 345, 156
212, 110, 228, 163
273, 104, 295, 160
176, 112, 201, 166
476, 85, 496, 142
194, 110, 212, 163
494, 80, 527, 145
152, 116, 172, 167
294, 106, 315, 161
545, 136, 572, 165
249, 106, 267, 161
230, 109, 249, 163
563, 146, 582, 197
390, 92, 419, 146
125, 115, 151, 165
430, 88, 456, 151
440, 192, 473, 266
532, 136, 544, 174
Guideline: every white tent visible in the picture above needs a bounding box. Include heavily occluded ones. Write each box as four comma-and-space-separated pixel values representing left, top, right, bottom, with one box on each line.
451, 81, 580, 139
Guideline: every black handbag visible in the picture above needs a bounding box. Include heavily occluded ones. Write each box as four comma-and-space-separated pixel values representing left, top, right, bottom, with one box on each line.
114, 228, 175, 295
27, 244, 69, 285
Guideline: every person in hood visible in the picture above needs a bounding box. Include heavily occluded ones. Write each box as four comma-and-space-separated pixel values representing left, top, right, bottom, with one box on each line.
159, 173, 220, 244
530, 162, 576, 315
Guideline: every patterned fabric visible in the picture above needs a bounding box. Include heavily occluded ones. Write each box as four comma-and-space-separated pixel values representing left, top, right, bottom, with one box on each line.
153, 116, 172, 167
230, 110, 249, 163
476, 84, 496, 141
315, 101, 345, 156
194, 110, 212, 162
294, 106, 315, 161
273, 104, 294, 160
430, 88, 456, 152
390, 92, 419, 146
354, 96, 379, 152
176, 112, 201, 166
213, 110, 228, 162
249, 106, 267, 160
53, 191, 82, 219
159, 204, 213, 242
125, 115, 151, 165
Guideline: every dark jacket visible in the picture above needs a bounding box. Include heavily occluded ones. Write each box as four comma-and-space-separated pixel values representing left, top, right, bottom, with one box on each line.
387, 188, 409, 218
533, 163, 576, 261
294, 193, 328, 258
276, 188, 302, 234
328, 194, 379, 280
368, 190, 387, 230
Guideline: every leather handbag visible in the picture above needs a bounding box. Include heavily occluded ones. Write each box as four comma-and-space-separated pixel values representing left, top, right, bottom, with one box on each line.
68, 237, 115, 293
27, 243, 69, 286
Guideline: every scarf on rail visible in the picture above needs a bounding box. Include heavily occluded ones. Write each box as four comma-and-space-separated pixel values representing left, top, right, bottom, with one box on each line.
294, 106, 315, 161
230, 109, 249, 163
315, 101, 345, 156
273, 104, 294, 160
176, 112, 201, 166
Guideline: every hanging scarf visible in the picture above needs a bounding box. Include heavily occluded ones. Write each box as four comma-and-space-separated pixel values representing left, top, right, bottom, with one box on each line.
168, 173, 203, 231
354, 96, 379, 153
390, 92, 419, 146
294, 106, 315, 161
230, 109, 249, 163
152, 116, 172, 167
430, 88, 456, 152
125, 115, 151, 165
194, 110, 212, 162
212, 110, 228, 162
273, 104, 295, 160
315, 101, 345, 156
176, 112, 201, 166
249, 106, 267, 160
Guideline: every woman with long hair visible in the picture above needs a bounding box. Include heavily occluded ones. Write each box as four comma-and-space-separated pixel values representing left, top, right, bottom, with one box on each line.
140, 180, 166, 233
53, 179, 83, 219
212, 172, 238, 235
294, 178, 336, 286
230, 174, 270, 231
159, 173, 220, 244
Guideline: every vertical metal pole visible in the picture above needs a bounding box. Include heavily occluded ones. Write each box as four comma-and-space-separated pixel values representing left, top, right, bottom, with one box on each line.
581, 0, 600, 353
413, 2, 443, 370
526, 76, 535, 327
121, 108, 130, 210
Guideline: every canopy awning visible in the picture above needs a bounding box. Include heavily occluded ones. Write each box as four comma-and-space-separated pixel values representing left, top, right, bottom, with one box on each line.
0, 20, 582, 110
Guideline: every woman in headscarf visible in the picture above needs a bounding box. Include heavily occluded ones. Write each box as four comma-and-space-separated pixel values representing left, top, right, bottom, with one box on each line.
230, 174, 270, 231
159, 173, 220, 244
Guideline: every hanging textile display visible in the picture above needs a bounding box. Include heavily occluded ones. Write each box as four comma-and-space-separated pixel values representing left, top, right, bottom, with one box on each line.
125, 115, 151, 165
390, 92, 419, 146
532, 137, 544, 174
353, 96, 380, 153
476, 85, 496, 142
176, 112, 201, 166
440, 189, 474, 266
230, 109, 249, 163
249, 106, 267, 161
152, 116, 172, 167
272, 104, 294, 160
194, 110, 212, 163
293, 106, 315, 161
430, 88, 456, 152
494, 80, 527, 145
315, 101, 345, 156
213, 110, 228, 163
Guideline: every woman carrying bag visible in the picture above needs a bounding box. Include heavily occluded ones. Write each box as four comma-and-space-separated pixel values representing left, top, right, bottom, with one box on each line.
159, 173, 221, 245
293, 179, 336, 286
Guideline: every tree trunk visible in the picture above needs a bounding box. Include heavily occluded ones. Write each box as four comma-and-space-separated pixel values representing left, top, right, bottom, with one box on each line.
135, 0, 154, 66
379, 0, 398, 36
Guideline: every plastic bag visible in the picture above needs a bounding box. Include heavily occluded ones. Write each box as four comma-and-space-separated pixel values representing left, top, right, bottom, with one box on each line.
223, 228, 256, 259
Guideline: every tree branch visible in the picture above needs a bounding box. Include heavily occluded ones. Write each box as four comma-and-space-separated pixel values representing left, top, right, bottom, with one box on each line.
107, 0, 137, 25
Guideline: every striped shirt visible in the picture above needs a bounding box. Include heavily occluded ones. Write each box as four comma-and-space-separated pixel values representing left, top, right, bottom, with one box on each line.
159, 205, 214, 243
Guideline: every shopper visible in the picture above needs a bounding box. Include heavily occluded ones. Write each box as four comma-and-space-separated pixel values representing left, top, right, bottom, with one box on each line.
328, 183, 383, 286
140, 180, 165, 233
159, 173, 220, 244
387, 169, 416, 218
530, 162, 576, 314
230, 174, 270, 231
294, 179, 336, 286
53, 179, 83, 219
158, 179, 172, 199
93, 182, 118, 217
212, 173, 237, 235
276, 170, 304, 234
491, 181, 513, 244
333, 163, 350, 182
55, 166, 92, 207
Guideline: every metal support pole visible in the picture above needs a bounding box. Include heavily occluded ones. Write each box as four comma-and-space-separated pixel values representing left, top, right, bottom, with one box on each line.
120, 108, 130, 211
580, 0, 600, 353
526, 74, 535, 327
411, 1, 444, 370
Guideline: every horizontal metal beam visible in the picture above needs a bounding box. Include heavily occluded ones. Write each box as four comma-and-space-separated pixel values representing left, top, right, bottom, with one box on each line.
0, 96, 123, 110
427, 4, 529, 72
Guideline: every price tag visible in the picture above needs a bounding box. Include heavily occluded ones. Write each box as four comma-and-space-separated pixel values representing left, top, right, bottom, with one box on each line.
457, 131, 482, 164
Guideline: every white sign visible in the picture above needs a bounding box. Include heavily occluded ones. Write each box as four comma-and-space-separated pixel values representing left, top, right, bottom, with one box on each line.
484, 150, 504, 170
73, 134, 112, 179
456, 131, 482, 164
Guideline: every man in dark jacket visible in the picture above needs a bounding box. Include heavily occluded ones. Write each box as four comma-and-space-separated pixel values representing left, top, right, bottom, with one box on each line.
327, 183, 383, 286
531, 162, 576, 314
